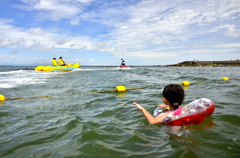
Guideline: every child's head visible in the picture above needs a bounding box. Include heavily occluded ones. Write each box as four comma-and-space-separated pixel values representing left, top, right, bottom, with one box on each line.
162, 84, 184, 110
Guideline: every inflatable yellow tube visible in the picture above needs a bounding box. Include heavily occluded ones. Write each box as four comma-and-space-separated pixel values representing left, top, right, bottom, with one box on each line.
34, 63, 80, 72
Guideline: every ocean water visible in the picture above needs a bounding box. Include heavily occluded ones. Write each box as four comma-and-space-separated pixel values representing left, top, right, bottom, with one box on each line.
0, 66, 240, 158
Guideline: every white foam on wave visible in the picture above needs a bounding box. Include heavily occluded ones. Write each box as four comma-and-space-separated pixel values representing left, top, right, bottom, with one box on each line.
116, 67, 134, 70
0, 70, 57, 88
74, 68, 108, 71
72, 67, 136, 71
0, 70, 25, 75
0, 67, 135, 88
0, 83, 15, 88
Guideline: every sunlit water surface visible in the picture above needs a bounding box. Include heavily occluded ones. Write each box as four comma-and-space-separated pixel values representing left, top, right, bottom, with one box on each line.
0, 66, 240, 158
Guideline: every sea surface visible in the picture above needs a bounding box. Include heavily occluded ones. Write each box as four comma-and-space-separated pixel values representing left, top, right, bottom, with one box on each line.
0, 66, 240, 158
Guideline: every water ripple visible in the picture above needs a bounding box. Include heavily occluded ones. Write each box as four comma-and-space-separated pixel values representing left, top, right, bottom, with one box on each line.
1, 67, 240, 157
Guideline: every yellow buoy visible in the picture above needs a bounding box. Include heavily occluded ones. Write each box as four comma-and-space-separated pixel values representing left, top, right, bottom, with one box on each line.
222, 77, 229, 81
183, 86, 189, 91
116, 91, 126, 97
116, 86, 126, 92
182, 81, 190, 86
0, 94, 5, 102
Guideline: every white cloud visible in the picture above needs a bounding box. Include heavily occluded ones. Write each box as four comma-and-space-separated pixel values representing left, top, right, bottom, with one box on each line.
0, 55, 38, 64
27, 27, 44, 35
1, 0, 240, 65
9, 0, 240, 52
0, 20, 56, 50
0, 19, 95, 51
0, 37, 25, 48
185, 48, 238, 54
18, 0, 94, 21
126, 49, 176, 58
213, 43, 240, 48
70, 18, 80, 26
225, 25, 240, 38
82, 0, 239, 56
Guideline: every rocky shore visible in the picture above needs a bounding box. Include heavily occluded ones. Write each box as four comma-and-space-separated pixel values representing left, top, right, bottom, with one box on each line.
167, 60, 240, 67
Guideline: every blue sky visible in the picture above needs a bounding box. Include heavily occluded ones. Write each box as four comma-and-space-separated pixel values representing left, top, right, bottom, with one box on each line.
0, 0, 240, 66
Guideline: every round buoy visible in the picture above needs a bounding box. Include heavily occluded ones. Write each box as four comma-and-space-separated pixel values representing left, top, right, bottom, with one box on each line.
116, 86, 126, 92
183, 86, 189, 91
0, 94, 5, 102
116, 91, 126, 97
182, 81, 190, 86
222, 77, 229, 81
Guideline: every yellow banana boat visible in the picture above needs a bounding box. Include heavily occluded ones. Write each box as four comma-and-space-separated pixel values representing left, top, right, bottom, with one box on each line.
34, 63, 80, 72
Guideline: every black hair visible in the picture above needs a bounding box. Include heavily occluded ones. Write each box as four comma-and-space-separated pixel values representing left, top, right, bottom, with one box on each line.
163, 84, 184, 110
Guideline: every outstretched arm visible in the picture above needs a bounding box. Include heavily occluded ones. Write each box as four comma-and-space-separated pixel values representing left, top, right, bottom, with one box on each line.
133, 102, 168, 124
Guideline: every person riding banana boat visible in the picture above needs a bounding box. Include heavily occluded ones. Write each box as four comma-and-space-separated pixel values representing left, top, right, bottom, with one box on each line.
34, 57, 80, 72
52, 58, 58, 66
58, 57, 67, 66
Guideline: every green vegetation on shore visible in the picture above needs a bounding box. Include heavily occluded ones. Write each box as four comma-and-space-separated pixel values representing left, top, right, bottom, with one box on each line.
167, 60, 240, 67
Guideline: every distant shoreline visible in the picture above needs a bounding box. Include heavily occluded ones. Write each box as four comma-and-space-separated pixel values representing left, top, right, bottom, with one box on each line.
166, 60, 240, 67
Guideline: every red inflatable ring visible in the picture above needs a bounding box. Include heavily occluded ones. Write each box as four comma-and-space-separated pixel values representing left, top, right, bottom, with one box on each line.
160, 98, 215, 126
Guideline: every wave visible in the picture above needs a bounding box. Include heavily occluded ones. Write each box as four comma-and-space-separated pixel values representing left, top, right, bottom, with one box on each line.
0, 70, 57, 88
1, 67, 240, 158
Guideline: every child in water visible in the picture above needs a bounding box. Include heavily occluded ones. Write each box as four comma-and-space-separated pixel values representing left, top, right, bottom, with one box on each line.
133, 84, 185, 124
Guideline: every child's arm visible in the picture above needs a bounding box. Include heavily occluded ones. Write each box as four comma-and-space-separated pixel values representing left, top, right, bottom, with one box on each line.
133, 102, 169, 124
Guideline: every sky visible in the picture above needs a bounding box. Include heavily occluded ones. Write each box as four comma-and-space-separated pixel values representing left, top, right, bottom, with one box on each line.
0, 0, 240, 66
